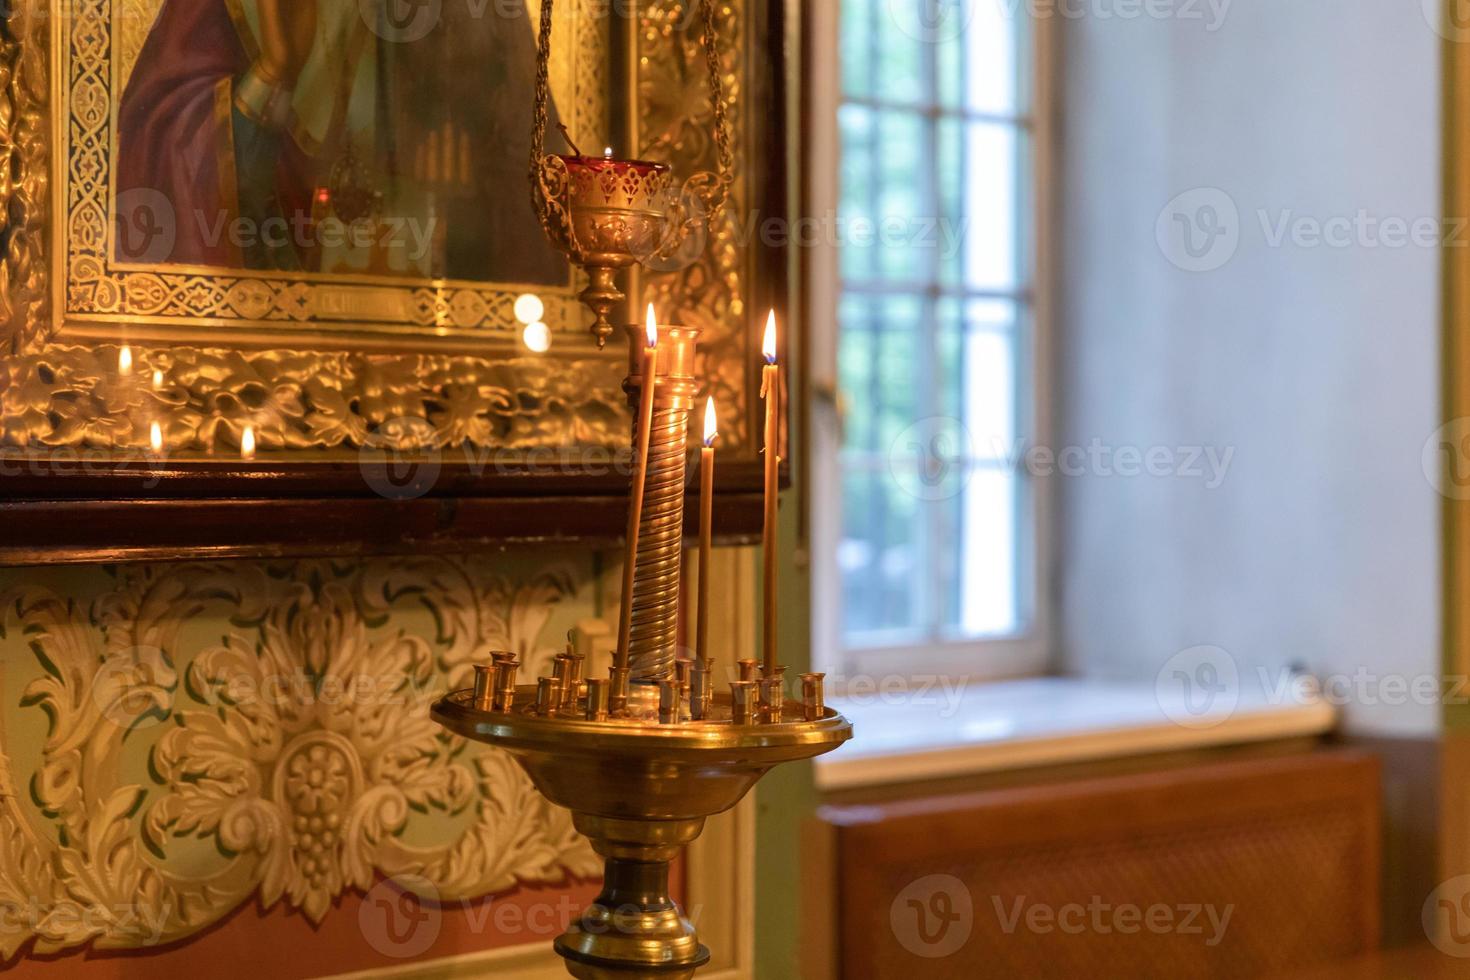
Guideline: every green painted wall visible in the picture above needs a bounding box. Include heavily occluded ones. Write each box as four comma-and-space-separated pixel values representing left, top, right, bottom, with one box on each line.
754, 497, 817, 979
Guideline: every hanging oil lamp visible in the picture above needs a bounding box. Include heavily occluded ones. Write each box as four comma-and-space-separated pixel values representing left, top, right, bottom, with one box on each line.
527, 0, 733, 347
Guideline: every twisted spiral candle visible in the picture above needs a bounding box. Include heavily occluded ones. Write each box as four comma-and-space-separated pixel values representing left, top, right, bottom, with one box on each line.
624, 322, 701, 681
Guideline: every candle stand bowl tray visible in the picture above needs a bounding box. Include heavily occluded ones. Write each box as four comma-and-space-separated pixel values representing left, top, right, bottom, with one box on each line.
431, 688, 852, 979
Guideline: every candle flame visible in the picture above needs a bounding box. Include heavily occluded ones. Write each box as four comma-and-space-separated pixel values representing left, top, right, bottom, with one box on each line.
645, 304, 658, 349
151, 369, 163, 389
118, 345, 133, 375
703, 396, 718, 447
148, 420, 162, 453
241, 425, 256, 460
762, 311, 777, 365
604, 146, 615, 159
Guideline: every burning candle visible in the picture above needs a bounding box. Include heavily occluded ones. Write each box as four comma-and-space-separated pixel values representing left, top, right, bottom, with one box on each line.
697, 397, 717, 672
616, 305, 661, 671
761, 311, 780, 678
241, 425, 257, 461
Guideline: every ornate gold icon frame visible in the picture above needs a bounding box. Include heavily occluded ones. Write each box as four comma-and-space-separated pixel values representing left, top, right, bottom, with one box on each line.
0, 0, 781, 563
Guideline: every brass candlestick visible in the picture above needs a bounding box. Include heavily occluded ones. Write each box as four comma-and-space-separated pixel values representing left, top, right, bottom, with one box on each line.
431, 322, 852, 979
440, 8, 847, 971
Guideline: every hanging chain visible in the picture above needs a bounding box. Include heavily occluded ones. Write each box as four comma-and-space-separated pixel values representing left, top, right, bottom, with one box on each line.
699, 0, 734, 209
529, 0, 733, 225
529, 0, 557, 227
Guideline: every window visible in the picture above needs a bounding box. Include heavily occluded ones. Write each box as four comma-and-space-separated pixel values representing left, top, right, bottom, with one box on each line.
811, 2, 1049, 680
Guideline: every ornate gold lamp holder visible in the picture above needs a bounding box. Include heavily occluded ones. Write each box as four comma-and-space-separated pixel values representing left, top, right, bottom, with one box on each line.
528, 0, 733, 348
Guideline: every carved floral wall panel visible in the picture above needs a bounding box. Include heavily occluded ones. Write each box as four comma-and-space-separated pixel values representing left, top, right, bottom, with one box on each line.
0, 551, 611, 961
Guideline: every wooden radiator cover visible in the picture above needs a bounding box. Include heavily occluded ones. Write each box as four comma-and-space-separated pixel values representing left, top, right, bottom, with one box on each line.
817, 750, 1380, 979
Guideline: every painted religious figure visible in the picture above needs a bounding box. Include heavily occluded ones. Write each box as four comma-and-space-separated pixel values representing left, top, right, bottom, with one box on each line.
116, 0, 568, 285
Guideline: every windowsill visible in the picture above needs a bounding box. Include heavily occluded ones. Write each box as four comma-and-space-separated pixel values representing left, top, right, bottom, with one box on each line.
815, 676, 1337, 791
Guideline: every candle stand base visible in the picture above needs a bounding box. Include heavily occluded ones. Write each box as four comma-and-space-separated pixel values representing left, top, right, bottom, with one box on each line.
431, 688, 852, 978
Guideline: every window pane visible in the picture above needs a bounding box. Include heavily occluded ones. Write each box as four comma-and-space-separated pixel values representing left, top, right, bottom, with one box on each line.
840, 0, 872, 99
964, 300, 1016, 463
839, 107, 930, 284
839, 293, 925, 456
937, 120, 1019, 291
874, 13, 927, 105
832, 0, 1032, 658
838, 104, 876, 282
935, 119, 965, 284
840, 466, 924, 643
957, 468, 1018, 636
837, 294, 876, 452
844, 465, 1018, 646
930, 486, 966, 633
841, 0, 934, 105
877, 113, 929, 280
936, 18, 963, 111
935, 299, 964, 424
936, 0, 1018, 115
967, 0, 1019, 114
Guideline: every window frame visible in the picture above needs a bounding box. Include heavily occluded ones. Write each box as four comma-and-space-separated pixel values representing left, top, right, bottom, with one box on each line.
807, 1, 1055, 686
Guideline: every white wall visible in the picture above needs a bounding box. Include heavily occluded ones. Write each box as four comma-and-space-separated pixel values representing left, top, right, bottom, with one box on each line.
1056, 0, 1442, 736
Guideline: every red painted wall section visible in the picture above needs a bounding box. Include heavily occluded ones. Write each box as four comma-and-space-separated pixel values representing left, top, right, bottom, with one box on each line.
2, 878, 600, 979
3, 861, 687, 977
